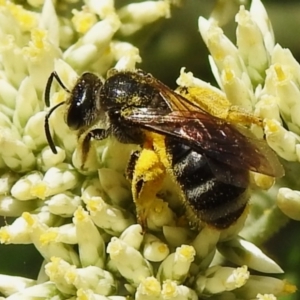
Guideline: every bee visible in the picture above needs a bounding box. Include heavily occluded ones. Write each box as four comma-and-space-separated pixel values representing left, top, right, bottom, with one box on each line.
44, 68, 284, 230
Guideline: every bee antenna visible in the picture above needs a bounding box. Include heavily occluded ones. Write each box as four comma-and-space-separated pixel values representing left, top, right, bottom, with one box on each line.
45, 71, 71, 107
44, 101, 65, 154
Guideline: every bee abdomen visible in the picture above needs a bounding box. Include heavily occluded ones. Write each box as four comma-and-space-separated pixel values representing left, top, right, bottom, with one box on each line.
166, 140, 248, 229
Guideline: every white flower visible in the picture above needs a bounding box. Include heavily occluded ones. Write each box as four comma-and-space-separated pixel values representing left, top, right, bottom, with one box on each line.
85, 196, 135, 235
195, 265, 249, 295
217, 237, 283, 273
142, 233, 170, 262
236, 276, 296, 299
0, 274, 36, 297
277, 187, 300, 221
118, 1, 171, 36
136, 276, 161, 299
107, 237, 153, 287
157, 245, 195, 283
73, 206, 106, 268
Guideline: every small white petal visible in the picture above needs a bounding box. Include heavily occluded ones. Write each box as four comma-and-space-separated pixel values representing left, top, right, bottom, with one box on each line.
118, 1, 170, 36
157, 245, 195, 283
143, 233, 169, 262
73, 206, 106, 268
277, 187, 300, 221
0, 275, 36, 297
107, 237, 153, 287
218, 237, 283, 273
250, 0, 275, 53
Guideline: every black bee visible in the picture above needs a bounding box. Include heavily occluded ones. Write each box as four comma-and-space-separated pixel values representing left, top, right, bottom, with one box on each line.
44, 69, 284, 229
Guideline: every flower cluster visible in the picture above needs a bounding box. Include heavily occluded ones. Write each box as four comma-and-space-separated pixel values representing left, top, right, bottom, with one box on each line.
0, 0, 298, 299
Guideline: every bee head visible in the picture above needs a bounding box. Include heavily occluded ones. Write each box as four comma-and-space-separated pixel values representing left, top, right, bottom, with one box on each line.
65, 73, 103, 130
44, 72, 103, 154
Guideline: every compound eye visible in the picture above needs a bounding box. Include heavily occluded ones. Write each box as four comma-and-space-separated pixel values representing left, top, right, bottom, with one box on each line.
66, 73, 102, 130
67, 99, 85, 130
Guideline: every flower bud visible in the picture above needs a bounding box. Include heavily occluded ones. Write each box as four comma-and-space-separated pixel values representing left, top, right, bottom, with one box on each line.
157, 245, 195, 283
73, 206, 106, 268
107, 237, 153, 287
277, 187, 300, 221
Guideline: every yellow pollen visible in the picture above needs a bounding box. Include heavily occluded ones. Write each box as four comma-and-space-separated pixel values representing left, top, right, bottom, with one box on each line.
22, 212, 35, 226
0, 228, 10, 243
40, 231, 58, 245
72, 9, 97, 34
224, 68, 234, 82
274, 64, 286, 82
283, 281, 297, 294
86, 198, 104, 213
178, 244, 195, 260
74, 206, 88, 221
265, 120, 279, 133
31, 29, 47, 50
162, 280, 177, 297
7, 3, 38, 31
158, 244, 168, 253
31, 182, 47, 200
141, 277, 161, 295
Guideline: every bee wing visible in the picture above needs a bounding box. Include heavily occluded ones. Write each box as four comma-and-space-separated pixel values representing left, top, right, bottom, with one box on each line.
122, 109, 284, 179
149, 76, 202, 112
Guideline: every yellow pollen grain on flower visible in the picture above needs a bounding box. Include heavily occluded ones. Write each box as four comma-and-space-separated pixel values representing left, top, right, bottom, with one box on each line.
65, 268, 77, 284
7, 3, 38, 31
232, 265, 249, 288
47, 256, 61, 274
151, 199, 165, 213
30, 182, 48, 200
40, 230, 58, 245
51, 256, 61, 265
213, 49, 225, 61
224, 68, 234, 82
176, 244, 195, 261
158, 244, 168, 254
253, 173, 275, 190
31, 29, 47, 50
264, 119, 280, 133
85, 197, 104, 213
162, 280, 178, 298
74, 206, 89, 222
72, 9, 97, 34
0, 228, 11, 243
140, 277, 161, 296
76, 288, 89, 300
22, 212, 35, 226
283, 281, 297, 294
274, 64, 286, 82
22, 29, 48, 60
107, 238, 124, 258
85, 199, 97, 213
256, 294, 277, 300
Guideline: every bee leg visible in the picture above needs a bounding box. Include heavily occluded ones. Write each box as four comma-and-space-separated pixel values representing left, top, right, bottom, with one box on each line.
126, 148, 166, 230
44, 71, 70, 107
78, 128, 109, 169
176, 86, 262, 127
126, 150, 140, 182
227, 107, 263, 127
